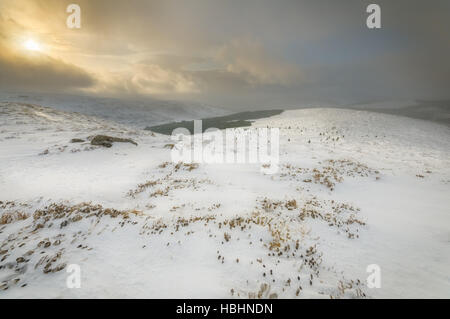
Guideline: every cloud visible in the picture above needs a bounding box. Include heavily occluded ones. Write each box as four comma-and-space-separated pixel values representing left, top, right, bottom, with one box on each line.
129, 62, 199, 94
0, 15, 95, 92
0, 46, 96, 92
215, 38, 302, 86
0, 0, 449, 106
94, 40, 302, 96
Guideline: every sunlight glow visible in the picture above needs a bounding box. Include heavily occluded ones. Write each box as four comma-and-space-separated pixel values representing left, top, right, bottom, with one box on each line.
24, 39, 41, 51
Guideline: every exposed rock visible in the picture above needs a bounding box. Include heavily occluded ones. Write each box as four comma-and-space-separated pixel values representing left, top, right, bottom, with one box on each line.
70, 138, 84, 143
90, 135, 138, 148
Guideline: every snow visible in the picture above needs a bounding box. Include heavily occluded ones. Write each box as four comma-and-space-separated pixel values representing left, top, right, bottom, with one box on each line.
0, 100, 449, 298
0, 92, 228, 129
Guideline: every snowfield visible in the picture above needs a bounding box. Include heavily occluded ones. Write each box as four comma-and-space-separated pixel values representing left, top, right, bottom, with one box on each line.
0, 92, 229, 129
0, 101, 449, 298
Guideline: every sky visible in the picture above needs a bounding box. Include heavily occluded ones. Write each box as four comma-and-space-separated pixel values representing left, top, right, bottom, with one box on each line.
0, 0, 449, 109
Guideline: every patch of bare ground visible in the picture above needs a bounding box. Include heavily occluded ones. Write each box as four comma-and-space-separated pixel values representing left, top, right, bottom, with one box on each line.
135, 194, 367, 298
127, 162, 210, 199
1, 186, 367, 297
333, 278, 366, 298
299, 197, 365, 239
0, 202, 142, 291
0, 211, 29, 225
139, 214, 216, 236
280, 159, 380, 190
38, 144, 98, 156
0, 194, 367, 297
38, 134, 139, 155
0, 201, 31, 225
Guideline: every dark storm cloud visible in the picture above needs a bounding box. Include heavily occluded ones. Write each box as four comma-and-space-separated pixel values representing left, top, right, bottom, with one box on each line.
0, 47, 96, 92
80, 0, 450, 104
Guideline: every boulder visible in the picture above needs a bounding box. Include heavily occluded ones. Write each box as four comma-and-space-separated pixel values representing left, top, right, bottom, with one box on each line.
90, 135, 138, 148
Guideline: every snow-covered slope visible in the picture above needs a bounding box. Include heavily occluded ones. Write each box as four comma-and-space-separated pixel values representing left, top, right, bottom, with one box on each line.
344, 100, 450, 126
0, 92, 228, 129
0, 103, 449, 298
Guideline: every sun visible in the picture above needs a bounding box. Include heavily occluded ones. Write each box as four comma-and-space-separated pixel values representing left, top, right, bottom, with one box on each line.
24, 39, 41, 51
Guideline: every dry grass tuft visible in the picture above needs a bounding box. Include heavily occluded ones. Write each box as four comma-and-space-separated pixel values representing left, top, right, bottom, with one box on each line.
0, 211, 29, 225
